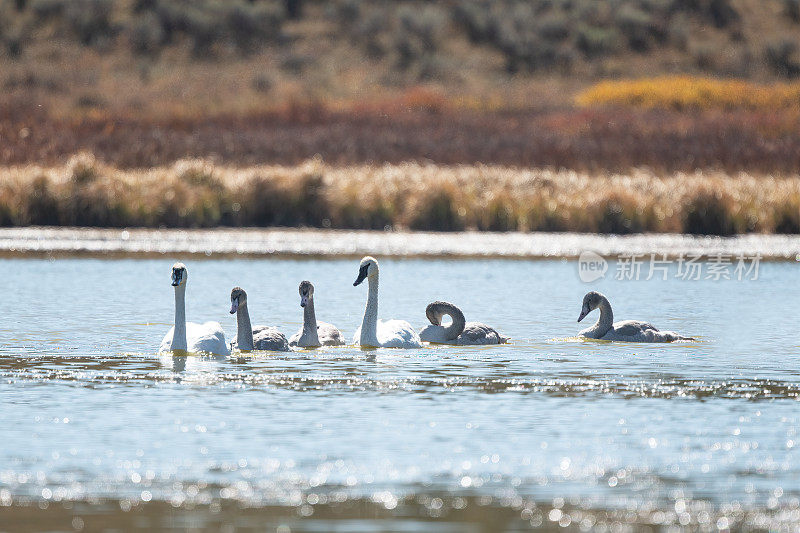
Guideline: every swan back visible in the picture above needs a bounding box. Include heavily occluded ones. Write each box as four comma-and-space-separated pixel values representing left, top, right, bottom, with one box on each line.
355, 319, 421, 348
252, 326, 290, 351
160, 321, 230, 356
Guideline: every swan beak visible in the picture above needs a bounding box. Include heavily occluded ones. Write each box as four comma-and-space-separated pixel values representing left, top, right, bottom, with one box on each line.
577, 309, 588, 322
300, 294, 308, 307
171, 272, 181, 286
230, 298, 239, 314
353, 264, 369, 286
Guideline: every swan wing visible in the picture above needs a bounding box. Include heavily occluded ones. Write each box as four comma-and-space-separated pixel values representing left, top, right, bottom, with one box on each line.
288, 327, 303, 347
159, 327, 175, 353
317, 321, 345, 346
607, 320, 694, 342
456, 322, 506, 345
252, 326, 290, 352
187, 321, 230, 356
419, 324, 449, 343
377, 319, 422, 348
612, 320, 659, 336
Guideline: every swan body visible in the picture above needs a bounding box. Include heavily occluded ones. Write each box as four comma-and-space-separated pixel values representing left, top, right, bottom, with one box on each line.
352, 256, 422, 349
419, 301, 509, 345
289, 281, 345, 348
229, 287, 289, 352
159, 263, 230, 356
577, 291, 694, 342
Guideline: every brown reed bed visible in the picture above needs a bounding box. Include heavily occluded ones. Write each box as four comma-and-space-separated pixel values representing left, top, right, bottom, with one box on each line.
2, 154, 799, 235
3, 97, 800, 174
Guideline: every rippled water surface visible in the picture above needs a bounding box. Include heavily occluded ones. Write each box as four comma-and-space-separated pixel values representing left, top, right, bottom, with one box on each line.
1, 257, 799, 531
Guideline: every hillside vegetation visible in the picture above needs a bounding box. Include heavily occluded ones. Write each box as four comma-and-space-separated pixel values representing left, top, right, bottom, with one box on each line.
1, 0, 800, 118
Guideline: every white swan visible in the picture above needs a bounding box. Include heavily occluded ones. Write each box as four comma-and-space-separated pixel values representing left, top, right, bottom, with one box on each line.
352, 256, 422, 348
577, 291, 694, 342
229, 287, 289, 352
419, 301, 510, 345
159, 262, 230, 356
289, 281, 345, 348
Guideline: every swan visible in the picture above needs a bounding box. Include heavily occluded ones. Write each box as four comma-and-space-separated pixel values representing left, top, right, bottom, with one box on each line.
159, 262, 230, 356
352, 256, 422, 348
229, 287, 289, 352
419, 301, 510, 345
288, 281, 345, 348
577, 291, 694, 342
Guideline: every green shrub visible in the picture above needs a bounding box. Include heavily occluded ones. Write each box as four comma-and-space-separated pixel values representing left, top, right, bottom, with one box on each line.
772, 198, 800, 233
785, 0, 800, 23
452, 3, 491, 43
227, 2, 284, 52
765, 40, 800, 78
477, 199, 518, 231
65, 0, 114, 46
407, 189, 464, 231
615, 5, 654, 52
681, 189, 737, 235
24, 176, 60, 226
536, 12, 570, 42
130, 12, 164, 55
593, 193, 651, 234
577, 25, 621, 58
30, 0, 64, 20
708, 0, 739, 28
251, 73, 272, 93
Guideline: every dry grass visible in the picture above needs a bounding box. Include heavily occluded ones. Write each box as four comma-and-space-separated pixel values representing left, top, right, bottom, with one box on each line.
2, 155, 799, 235
4, 97, 800, 173
577, 76, 800, 110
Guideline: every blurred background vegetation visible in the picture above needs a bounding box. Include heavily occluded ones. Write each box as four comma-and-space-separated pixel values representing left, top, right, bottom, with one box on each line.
2, 0, 800, 234
2, 0, 800, 115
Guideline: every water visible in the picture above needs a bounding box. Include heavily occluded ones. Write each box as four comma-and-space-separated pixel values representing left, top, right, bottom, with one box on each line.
1, 257, 799, 531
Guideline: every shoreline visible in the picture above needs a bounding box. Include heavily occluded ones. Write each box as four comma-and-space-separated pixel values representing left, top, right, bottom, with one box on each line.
1, 227, 798, 260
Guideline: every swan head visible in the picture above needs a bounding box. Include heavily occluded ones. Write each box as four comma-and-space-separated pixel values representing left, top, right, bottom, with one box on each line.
171, 263, 187, 287
299, 280, 314, 307
578, 291, 603, 322
230, 287, 247, 314
353, 256, 378, 286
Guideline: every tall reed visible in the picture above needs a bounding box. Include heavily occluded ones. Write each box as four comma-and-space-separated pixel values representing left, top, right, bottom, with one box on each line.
2, 156, 799, 235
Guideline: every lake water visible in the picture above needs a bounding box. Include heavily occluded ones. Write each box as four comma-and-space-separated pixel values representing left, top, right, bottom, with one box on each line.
1, 257, 798, 531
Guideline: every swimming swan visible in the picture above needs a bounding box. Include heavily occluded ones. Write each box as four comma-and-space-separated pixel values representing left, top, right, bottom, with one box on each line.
229, 287, 289, 352
289, 281, 345, 348
419, 301, 510, 345
352, 256, 422, 349
159, 263, 230, 356
577, 291, 694, 342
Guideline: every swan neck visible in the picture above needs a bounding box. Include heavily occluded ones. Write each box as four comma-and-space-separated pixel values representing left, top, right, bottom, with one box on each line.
172, 284, 187, 351
443, 306, 466, 341
360, 274, 380, 346
301, 298, 320, 346
236, 302, 254, 350
591, 297, 614, 338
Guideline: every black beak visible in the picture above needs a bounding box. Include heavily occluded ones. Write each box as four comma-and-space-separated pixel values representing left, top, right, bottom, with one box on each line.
353, 264, 369, 286
171, 273, 181, 286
